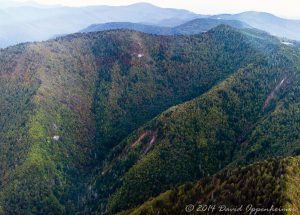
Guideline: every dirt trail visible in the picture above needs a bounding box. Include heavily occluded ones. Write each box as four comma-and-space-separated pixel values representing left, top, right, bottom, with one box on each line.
130, 129, 158, 156
237, 76, 288, 144
263, 76, 287, 111
142, 131, 157, 155
131, 131, 148, 148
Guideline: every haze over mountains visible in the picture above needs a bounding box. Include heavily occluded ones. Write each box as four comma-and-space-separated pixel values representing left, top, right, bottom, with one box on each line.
80, 18, 250, 35
212, 12, 300, 41
1, 2, 300, 48
0, 2, 199, 48
68, 19, 248, 41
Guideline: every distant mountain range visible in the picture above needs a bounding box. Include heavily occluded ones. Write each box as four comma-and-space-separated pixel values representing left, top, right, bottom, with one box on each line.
0, 3, 200, 48
1, 2, 300, 48
81, 18, 250, 35
81, 22, 172, 35
212, 11, 300, 40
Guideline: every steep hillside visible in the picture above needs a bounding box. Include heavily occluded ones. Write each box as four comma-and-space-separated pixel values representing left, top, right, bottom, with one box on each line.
122, 156, 300, 215
0, 36, 98, 214
90, 26, 268, 159
86, 28, 300, 214
0, 25, 266, 214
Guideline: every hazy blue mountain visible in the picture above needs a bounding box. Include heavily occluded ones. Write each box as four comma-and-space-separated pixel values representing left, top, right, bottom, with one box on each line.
81, 22, 173, 35
212, 11, 300, 40
1, 2, 300, 48
80, 11, 300, 40
155, 17, 206, 27
172, 18, 251, 34
80, 18, 250, 36
0, 3, 200, 48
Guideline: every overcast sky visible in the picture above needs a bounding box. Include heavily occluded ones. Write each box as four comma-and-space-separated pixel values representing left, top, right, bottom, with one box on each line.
16, 0, 300, 18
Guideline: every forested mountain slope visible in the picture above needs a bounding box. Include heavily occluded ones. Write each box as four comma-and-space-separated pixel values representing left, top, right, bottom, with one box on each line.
0, 36, 98, 214
85, 28, 300, 214
0, 25, 300, 214
122, 156, 300, 215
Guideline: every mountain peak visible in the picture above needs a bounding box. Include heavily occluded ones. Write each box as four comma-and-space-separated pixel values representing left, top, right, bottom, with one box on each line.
127, 2, 159, 8
238, 11, 278, 19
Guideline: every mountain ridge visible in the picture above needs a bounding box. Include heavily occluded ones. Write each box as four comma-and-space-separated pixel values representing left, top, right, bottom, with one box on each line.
212, 11, 300, 40
80, 18, 251, 35
1, 3, 300, 48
